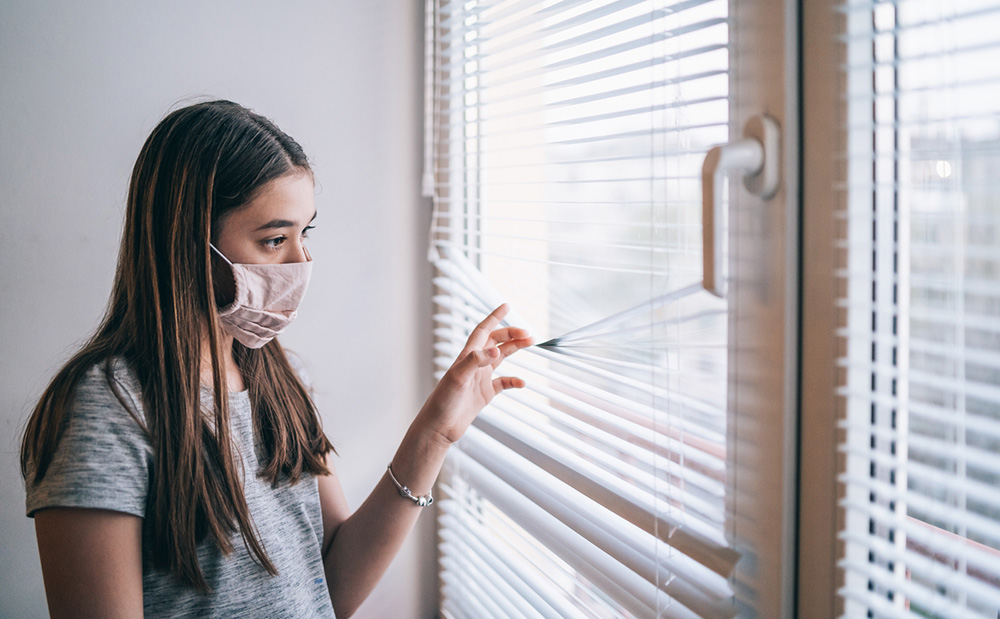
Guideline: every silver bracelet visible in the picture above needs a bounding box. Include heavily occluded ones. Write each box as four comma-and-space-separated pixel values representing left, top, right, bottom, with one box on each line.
386, 463, 434, 507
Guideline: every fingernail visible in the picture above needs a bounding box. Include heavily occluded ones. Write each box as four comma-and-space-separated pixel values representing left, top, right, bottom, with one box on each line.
487, 347, 500, 358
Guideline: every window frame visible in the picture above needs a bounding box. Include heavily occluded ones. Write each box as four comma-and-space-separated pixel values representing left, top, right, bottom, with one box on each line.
797, 0, 846, 615
426, 0, 829, 616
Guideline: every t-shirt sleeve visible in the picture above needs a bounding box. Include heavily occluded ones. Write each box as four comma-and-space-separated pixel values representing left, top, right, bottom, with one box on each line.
24, 363, 151, 519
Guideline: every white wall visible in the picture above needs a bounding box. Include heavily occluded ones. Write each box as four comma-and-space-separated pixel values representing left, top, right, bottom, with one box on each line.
0, 1, 435, 617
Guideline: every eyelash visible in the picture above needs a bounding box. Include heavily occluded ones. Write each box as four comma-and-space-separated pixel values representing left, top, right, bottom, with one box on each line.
262, 225, 315, 251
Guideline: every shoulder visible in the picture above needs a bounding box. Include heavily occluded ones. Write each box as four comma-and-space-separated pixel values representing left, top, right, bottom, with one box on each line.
50, 356, 150, 456
25, 357, 152, 518
69, 358, 147, 434
79, 356, 142, 401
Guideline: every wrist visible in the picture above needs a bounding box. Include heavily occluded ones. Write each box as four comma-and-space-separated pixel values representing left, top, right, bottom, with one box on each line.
387, 422, 451, 499
410, 408, 464, 452
386, 463, 434, 507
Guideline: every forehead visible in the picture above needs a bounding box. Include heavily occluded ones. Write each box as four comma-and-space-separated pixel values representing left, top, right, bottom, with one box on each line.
225, 172, 316, 226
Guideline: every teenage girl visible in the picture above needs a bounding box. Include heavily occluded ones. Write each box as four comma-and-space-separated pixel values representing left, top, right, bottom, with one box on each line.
20, 100, 533, 618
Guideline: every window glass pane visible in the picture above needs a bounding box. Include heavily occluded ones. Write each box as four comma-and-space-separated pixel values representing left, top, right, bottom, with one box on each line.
429, 0, 736, 616
840, 1, 1000, 615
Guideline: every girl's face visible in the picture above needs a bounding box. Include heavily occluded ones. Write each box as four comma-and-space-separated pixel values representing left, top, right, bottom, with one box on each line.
213, 171, 316, 265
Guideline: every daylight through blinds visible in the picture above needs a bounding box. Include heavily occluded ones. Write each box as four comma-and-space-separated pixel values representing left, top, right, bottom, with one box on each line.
426, 0, 737, 617
838, 1, 1000, 616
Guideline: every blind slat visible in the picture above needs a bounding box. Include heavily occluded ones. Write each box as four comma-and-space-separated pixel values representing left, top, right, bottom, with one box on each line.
435, 9, 726, 78
470, 412, 738, 572
840, 475, 1000, 547
434, 120, 728, 153
439, 551, 544, 619
838, 360, 1000, 405
432, 68, 728, 119
433, 95, 729, 135
840, 559, 988, 619
839, 420, 1000, 475
434, 41, 728, 104
439, 525, 567, 619
440, 475, 664, 619
450, 441, 733, 603
444, 449, 738, 619
841, 499, 1000, 580
487, 392, 727, 524
840, 442, 1000, 513
840, 529, 1000, 606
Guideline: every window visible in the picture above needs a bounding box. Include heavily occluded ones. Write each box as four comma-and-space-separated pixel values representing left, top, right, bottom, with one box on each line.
425, 0, 739, 616
839, 0, 1000, 615
424, 0, 1000, 616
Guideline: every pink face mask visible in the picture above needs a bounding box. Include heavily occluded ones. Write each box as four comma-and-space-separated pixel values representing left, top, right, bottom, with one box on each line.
210, 244, 313, 348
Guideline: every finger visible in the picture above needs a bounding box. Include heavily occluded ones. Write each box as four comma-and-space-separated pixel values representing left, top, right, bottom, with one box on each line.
466, 304, 510, 350
497, 337, 534, 359
487, 326, 531, 345
453, 346, 501, 380
492, 375, 525, 392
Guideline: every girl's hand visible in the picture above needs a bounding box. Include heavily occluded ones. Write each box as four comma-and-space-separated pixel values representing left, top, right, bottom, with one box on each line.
415, 304, 533, 446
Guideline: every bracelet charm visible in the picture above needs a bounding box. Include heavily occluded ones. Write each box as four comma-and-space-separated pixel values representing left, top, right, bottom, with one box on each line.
387, 463, 434, 507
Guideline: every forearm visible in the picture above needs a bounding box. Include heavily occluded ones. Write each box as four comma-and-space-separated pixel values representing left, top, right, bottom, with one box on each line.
321, 421, 450, 618
320, 306, 532, 617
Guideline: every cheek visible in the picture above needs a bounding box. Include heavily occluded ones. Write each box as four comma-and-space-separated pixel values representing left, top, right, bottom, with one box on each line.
212, 221, 258, 264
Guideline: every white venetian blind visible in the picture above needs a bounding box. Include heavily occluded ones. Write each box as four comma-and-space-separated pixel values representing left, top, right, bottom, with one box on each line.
839, 0, 1000, 616
425, 0, 737, 617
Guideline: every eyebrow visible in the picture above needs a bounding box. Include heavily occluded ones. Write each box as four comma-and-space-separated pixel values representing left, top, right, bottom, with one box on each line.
254, 211, 318, 232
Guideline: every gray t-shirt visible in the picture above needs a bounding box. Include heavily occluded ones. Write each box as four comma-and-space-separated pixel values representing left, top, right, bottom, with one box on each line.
24, 359, 336, 618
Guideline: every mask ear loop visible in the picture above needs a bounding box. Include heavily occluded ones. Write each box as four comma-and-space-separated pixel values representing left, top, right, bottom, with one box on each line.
209, 243, 235, 266
210, 243, 312, 264
209, 244, 238, 310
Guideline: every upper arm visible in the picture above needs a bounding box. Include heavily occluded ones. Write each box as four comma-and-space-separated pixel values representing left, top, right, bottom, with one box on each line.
34, 507, 143, 619
26, 362, 150, 519
317, 453, 351, 556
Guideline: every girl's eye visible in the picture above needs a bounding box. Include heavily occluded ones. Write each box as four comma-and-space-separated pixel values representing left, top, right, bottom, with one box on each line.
262, 236, 286, 250
302, 225, 315, 239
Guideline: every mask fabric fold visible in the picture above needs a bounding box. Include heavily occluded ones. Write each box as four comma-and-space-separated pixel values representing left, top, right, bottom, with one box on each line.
210, 244, 313, 348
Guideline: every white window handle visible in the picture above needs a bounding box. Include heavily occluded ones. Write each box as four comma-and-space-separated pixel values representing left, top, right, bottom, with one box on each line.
701, 114, 781, 298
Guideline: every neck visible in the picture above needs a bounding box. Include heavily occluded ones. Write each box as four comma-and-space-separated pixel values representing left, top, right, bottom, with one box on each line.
200, 328, 246, 393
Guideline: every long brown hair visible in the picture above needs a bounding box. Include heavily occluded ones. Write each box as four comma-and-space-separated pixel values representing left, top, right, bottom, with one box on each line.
20, 100, 333, 590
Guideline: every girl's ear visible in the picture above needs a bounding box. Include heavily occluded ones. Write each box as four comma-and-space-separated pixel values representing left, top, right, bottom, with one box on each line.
211, 249, 237, 309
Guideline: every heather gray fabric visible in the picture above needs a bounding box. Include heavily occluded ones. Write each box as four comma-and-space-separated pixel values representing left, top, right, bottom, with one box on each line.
25, 359, 336, 618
